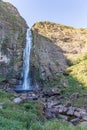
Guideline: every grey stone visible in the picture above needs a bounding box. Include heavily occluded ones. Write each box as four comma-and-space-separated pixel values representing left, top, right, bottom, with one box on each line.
43, 88, 60, 97
67, 107, 75, 115
58, 105, 64, 113
70, 118, 80, 125
47, 100, 60, 108
74, 111, 81, 118
82, 113, 87, 121
13, 97, 22, 104
45, 109, 56, 119
63, 107, 68, 113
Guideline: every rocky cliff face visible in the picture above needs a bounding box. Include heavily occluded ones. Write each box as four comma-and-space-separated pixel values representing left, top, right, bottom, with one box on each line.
31, 21, 87, 86
0, 1, 27, 86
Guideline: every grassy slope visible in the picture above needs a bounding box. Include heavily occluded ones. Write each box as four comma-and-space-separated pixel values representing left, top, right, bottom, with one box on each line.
66, 56, 87, 87
0, 90, 86, 130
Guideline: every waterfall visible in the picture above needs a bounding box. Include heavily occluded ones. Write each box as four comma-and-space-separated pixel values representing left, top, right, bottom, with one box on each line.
14, 28, 33, 92
22, 28, 32, 89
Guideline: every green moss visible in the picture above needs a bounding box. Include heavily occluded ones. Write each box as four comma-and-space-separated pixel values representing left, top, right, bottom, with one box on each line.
18, 32, 25, 41
35, 68, 40, 81
0, 75, 6, 82
1, 36, 10, 55
9, 59, 14, 66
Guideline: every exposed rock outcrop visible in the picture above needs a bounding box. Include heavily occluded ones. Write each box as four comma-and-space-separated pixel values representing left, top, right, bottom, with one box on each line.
12, 88, 87, 125
0, 1, 27, 86
31, 21, 87, 85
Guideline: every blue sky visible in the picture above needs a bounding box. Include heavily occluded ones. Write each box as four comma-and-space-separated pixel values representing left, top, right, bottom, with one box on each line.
3, 0, 87, 28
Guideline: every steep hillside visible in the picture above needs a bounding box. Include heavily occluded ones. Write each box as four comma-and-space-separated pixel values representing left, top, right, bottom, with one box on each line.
0, 1, 27, 86
31, 21, 87, 90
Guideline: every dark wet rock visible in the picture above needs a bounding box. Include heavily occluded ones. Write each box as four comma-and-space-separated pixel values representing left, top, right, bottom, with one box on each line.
8, 79, 18, 85
47, 96, 58, 101
26, 93, 38, 101
64, 102, 71, 107
31, 93, 38, 100
58, 96, 65, 100
83, 93, 87, 97
43, 88, 61, 97
70, 118, 80, 125
5, 87, 18, 96
49, 108, 59, 115
45, 109, 56, 119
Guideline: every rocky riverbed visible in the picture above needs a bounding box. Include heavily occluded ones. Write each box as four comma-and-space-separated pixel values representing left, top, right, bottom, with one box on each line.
3, 87, 86, 126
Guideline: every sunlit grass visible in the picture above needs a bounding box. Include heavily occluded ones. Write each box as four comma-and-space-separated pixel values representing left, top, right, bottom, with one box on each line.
66, 60, 87, 87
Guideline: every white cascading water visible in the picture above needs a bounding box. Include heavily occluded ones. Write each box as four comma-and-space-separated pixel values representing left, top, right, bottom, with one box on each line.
22, 29, 32, 89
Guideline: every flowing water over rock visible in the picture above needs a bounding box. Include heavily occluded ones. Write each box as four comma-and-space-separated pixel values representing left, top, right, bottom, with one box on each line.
14, 29, 34, 92
22, 28, 32, 89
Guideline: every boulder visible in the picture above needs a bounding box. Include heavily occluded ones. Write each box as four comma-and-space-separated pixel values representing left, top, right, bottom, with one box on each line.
13, 97, 23, 104
70, 118, 80, 125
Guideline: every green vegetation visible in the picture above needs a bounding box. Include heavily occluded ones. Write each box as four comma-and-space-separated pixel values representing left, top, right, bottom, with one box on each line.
66, 52, 87, 87
0, 90, 43, 130
35, 68, 41, 81
66, 60, 87, 86
43, 59, 87, 108
1, 37, 9, 54
32, 21, 78, 41
0, 90, 86, 130
42, 51, 87, 108
18, 31, 25, 41
0, 1, 26, 27
0, 75, 6, 82
67, 53, 87, 65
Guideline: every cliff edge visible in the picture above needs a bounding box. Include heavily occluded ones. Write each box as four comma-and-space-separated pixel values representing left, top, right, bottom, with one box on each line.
31, 21, 87, 87
0, 1, 27, 86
